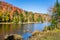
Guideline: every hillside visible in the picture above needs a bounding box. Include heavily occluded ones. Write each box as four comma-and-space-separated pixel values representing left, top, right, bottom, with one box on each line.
0, 1, 51, 23
0, 1, 24, 20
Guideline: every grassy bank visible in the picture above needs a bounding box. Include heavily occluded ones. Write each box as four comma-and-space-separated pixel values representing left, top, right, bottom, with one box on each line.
29, 29, 60, 40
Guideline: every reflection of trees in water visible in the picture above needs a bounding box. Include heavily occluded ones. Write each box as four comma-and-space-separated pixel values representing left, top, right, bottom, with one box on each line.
20, 24, 24, 35
0, 24, 5, 35
14, 24, 22, 34
0, 24, 12, 35
23, 23, 34, 33
27, 23, 34, 33
17, 24, 34, 35
0, 24, 34, 40
0, 24, 34, 39
0, 24, 3, 34
0, 24, 5, 40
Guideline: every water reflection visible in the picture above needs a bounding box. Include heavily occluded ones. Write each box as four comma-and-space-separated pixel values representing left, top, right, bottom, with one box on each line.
0, 24, 34, 40
0, 22, 50, 40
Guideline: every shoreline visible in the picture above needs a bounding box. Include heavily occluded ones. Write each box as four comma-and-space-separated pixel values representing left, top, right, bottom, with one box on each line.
0, 22, 42, 24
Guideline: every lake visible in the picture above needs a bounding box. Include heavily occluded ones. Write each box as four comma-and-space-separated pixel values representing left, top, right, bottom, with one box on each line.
0, 22, 50, 40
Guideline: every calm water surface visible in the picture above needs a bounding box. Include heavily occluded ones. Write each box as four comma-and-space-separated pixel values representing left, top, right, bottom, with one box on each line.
0, 22, 50, 40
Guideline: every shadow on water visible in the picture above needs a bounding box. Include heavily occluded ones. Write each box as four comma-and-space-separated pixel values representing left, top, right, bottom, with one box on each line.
0, 22, 50, 40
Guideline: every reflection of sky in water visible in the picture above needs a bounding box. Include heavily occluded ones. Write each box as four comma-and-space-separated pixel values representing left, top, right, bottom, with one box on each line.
22, 32, 32, 40
0, 22, 51, 40
33, 22, 50, 31
22, 22, 50, 40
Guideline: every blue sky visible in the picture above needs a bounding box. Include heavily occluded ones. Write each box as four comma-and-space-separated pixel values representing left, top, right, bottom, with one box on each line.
3, 0, 56, 14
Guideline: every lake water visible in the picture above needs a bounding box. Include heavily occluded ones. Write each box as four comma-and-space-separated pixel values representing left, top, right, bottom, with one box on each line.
0, 22, 50, 40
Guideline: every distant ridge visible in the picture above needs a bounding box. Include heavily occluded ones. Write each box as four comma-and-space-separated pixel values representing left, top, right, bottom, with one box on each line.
0, 1, 51, 22
0, 1, 26, 19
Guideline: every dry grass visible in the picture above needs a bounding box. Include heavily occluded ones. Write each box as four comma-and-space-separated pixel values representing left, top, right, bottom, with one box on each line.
29, 29, 60, 40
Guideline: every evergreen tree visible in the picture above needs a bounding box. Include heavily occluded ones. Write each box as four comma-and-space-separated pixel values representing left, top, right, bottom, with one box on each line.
51, 0, 60, 28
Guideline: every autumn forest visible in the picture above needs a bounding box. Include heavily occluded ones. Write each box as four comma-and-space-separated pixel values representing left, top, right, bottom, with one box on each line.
0, 1, 51, 23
